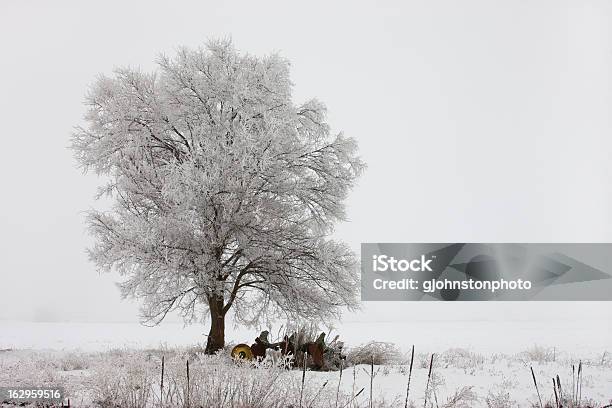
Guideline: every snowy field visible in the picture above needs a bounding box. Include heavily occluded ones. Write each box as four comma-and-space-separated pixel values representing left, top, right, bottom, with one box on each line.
1, 319, 611, 357
0, 345, 611, 407
0, 320, 611, 407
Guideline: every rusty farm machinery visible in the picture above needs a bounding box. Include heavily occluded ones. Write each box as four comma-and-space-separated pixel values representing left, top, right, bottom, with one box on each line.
230, 330, 345, 370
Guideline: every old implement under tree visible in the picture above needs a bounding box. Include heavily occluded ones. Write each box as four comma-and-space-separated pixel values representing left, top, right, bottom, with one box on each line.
230, 330, 289, 361
229, 330, 343, 371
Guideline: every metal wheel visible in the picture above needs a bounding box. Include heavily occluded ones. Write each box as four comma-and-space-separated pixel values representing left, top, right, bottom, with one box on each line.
231, 343, 253, 360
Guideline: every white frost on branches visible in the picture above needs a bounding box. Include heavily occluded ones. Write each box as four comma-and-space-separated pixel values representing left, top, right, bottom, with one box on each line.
72, 39, 365, 330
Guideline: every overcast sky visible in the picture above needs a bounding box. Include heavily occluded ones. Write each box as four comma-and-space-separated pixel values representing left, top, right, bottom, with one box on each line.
1, 0, 611, 326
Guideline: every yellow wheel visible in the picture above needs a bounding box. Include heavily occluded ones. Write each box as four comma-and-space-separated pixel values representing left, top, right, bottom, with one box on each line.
231, 344, 253, 360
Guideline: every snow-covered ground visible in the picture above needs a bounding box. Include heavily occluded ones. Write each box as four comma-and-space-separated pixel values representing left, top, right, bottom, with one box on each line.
1, 319, 611, 357
0, 319, 610, 407
0, 346, 610, 407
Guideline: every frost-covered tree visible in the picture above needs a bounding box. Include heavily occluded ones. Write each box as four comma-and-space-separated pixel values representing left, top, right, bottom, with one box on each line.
72, 40, 365, 353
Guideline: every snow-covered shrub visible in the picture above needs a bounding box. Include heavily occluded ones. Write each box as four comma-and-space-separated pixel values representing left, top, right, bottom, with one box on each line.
92, 354, 154, 408
600, 350, 611, 367
59, 352, 91, 371
485, 378, 517, 408
0, 351, 64, 389
418, 352, 433, 368
485, 389, 514, 408
440, 348, 485, 371
517, 345, 556, 364
346, 341, 403, 366
442, 386, 478, 408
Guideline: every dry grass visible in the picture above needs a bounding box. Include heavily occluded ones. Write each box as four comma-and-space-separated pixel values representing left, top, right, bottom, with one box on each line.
0, 345, 610, 408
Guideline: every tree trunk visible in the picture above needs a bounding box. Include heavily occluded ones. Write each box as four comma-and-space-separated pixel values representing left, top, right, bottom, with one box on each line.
205, 295, 225, 354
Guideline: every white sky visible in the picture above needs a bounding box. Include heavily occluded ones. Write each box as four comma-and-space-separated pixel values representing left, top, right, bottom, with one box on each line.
1, 0, 611, 327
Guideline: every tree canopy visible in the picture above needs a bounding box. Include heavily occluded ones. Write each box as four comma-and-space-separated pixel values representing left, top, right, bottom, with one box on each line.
72, 40, 365, 352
